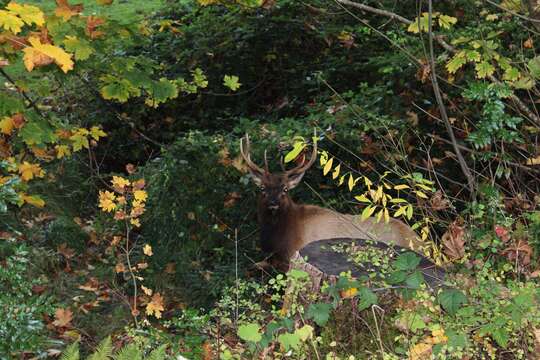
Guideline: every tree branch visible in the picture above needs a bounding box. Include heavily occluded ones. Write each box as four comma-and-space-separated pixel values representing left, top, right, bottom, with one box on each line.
336, 0, 540, 127
427, 0, 475, 193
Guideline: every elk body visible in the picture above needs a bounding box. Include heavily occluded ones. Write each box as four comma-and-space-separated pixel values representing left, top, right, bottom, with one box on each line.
240, 135, 423, 262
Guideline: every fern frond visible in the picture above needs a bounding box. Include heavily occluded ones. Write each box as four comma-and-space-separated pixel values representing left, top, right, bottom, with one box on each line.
146, 344, 167, 360
60, 342, 80, 360
88, 336, 113, 360
113, 343, 141, 360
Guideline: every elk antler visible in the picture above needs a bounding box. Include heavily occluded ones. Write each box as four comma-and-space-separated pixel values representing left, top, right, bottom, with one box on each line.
285, 129, 318, 176
240, 134, 266, 175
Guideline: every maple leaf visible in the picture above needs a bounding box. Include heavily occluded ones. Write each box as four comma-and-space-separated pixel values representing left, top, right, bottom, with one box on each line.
53, 307, 73, 327
146, 293, 164, 318
23, 36, 74, 73
0, 117, 15, 135
98, 190, 116, 212
90, 126, 106, 140
0, 10, 25, 34
63, 35, 94, 60
55, 144, 71, 158
18, 161, 45, 181
86, 16, 105, 39
6, 2, 45, 27
132, 179, 145, 190
143, 244, 153, 256
475, 61, 495, 79
55, 0, 83, 21
130, 218, 141, 227
223, 75, 241, 91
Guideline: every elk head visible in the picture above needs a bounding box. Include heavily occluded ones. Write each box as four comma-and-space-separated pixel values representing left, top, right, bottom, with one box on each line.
239, 133, 318, 216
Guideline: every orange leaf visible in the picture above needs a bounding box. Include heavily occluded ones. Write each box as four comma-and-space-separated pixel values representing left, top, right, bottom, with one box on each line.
146, 293, 164, 318
442, 222, 466, 261
55, 0, 83, 20
53, 307, 73, 328
86, 16, 105, 39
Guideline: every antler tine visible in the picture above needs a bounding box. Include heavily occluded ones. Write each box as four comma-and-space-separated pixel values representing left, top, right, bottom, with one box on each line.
263, 150, 269, 173
240, 134, 265, 174
286, 129, 318, 176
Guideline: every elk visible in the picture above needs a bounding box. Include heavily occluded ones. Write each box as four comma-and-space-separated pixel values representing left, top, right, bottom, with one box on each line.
240, 134, 423, 263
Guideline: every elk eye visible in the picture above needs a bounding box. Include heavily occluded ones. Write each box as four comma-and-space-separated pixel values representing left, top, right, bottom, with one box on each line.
283, 186, 288, 193
259, 185, 265, 192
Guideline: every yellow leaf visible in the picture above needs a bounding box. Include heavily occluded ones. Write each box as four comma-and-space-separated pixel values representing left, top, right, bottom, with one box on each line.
363, 176, 372, 189
384, 207, 390, 223
319, 150, 328, 166
0, 10, 24, 34
338, 174, 345, 186
323, 157, 333, 176
354, 194, 370, 203
415, 183, 433, 191
394, 184, 410, 190
146, 293, 164, 318
406, 204, 413, 220
361, 205, 376, 221
23, 36, 74, 73
90, 126, 106, 140
133, 189, 147, 202
55, 144, 71, 158
348, 174, 356, 191
376, 209, 384, 222
526, 156, 540, 165
374, 185, 383, 202
0, 117, 14, 135
415, 190, 429, 199
340, 287, 357, 299
332, 163, 340, 179
130, 218, 141, 227
6, 2, 45, 27
112, 176, 130, 190
18, 161, 44, 181
394, 206, 406, 217
98, 190, 116, 212
409, 342, 432, 360
143, 244, 153, 256
20, 193, 45, 207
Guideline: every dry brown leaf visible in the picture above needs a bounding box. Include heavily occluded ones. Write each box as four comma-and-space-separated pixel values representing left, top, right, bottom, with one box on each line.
525, 38, 534, 49
78, 277, 99, 292
86, 16, 105, 39
53, 308, 73, 328
442, 222, 466, 261
55, 0, 83, 20
146, 293, 165, 318
502, 241, 532, 267
429, 190, 450, 211
57, 243, 75, 259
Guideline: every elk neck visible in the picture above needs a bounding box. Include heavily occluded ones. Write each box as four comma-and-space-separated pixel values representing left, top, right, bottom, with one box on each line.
257, 194, 301, 258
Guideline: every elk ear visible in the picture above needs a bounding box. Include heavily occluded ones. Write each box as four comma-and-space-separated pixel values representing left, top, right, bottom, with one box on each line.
286, 171, 305, 189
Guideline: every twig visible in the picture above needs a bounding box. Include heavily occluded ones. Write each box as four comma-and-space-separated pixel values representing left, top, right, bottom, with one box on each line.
0, 68, 45, 117
427, 1, 475, 194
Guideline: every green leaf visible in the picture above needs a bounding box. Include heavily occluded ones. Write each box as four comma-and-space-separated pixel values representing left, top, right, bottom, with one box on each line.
277, 332, 301, 351
360, 205, 376, 221
294, 325, 313, 342
396, 312, 426, 333
407, 13, 429, 33
60, 342, 79, 360
475, 61, 495, 79
511, 76, 535, 89
100, 78, 140, 103
238, 323, 262, 343
446, 330, 468, 349
438, 14, 457, 29
386, 270, 407, 285
88, 337, 112, 360
464, 50, 481, 62
288, 269, 309, 279
502, 67, 520, 81
144, 78, 179, 108
0, 93, 24, 116
437, 289, 467, 315
147, 345, 167, 360
446, 54, 467, 74
113, 344, 141, 360
223, 75, 241, 91
306, 303, 332, 326
284, 141, 306, 163
393, 252, 420, 271
357, 287, 378, 311
528, 56, 540, 79
405, 270, 424, 289
19, 118, 57, 146
63, 36, 94, 61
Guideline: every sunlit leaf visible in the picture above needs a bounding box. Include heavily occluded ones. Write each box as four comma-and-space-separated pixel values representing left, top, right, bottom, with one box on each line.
361, 205, 376, 221
323, 157, 333, 176
438, 14, 457, 29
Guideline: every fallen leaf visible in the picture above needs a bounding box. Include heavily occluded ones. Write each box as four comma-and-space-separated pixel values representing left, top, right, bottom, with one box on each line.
143, 244, 153, 256
78, 277, 99, 292
442, 222, 466, 261
494, 225, 510, 242
525, 38, 534, 49
429, 190, 450, 211
53, 308, 73, 328
141, 285, 153, 296
57, 243, 75, 259
502, 241, 532, 267
86, 16, 105, 39
55, 0, 83, 20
